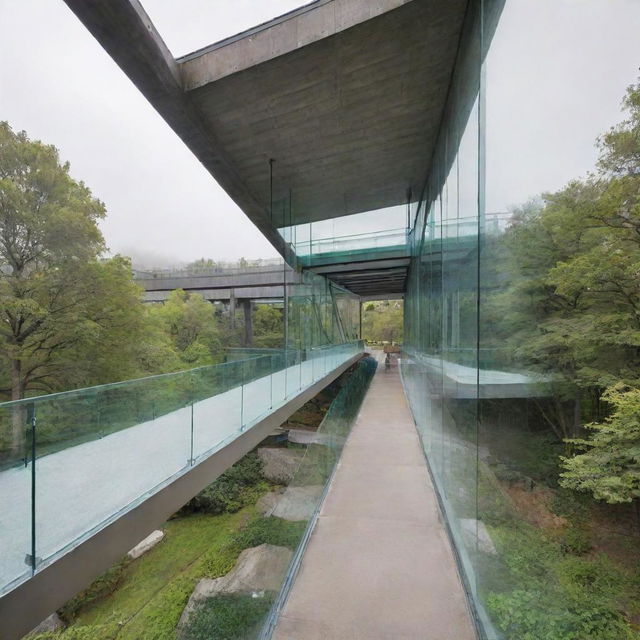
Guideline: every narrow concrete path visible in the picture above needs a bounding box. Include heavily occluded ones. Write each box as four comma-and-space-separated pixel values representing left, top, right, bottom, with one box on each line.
274, 353, 476, 640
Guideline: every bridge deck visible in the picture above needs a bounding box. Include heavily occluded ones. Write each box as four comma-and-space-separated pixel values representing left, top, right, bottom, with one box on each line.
0, 347, 359, 599
274, 353, 475, 639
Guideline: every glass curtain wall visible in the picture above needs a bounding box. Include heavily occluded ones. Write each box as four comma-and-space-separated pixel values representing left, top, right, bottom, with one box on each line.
403, 1, 640, 638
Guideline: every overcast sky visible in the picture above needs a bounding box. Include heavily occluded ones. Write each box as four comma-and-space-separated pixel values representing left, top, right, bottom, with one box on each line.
0, 1, 639, 267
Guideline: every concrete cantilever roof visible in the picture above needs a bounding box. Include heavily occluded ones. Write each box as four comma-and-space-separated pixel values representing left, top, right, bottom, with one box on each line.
63, 0, 469, 240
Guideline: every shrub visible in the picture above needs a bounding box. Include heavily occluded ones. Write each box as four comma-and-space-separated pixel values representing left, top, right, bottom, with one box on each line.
231, 516, 306, 552
183, 593, 273, 640
58, 559, 130, 623
487, 588, 637, 640
183, 453, 267, 515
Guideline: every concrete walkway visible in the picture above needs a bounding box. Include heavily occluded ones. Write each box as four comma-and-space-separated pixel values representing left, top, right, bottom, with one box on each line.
274, 353, 476, 640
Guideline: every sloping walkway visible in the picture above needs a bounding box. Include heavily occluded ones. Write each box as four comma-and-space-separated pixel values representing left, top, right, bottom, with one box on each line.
274, 353, 476, 640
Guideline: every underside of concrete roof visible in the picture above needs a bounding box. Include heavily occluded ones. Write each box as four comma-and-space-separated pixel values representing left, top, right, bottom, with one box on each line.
64, 0, 470, 245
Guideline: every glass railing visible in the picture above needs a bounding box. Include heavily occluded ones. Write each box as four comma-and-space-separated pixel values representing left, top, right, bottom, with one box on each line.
0, 341, 364, 596
423, 212, 511, 242
294, 228, 408, 259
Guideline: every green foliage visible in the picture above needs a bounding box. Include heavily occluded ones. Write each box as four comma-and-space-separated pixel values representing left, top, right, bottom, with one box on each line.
0, 122, 173, 399
561, 384, 640, 504
147, 289, 224, 367
230, 516, 306, 551
183, 453, 268, 515
361, 300, 403, 343
182, 593, 273, 640
252, 304, 283, 348
33, 623, 121, 640
487, 588, 636, 640
59, 559, 130, 623
485, 524, 640, 640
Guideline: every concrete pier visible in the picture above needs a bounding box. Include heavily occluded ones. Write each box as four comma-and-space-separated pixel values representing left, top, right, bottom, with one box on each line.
274, 352, 476, 639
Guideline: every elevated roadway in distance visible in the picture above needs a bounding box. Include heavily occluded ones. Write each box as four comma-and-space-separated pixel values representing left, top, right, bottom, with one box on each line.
133, 263, 300, 304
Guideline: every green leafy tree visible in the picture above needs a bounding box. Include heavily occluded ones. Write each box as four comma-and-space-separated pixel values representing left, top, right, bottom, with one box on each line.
484, 80, 640, 440
560, 384, 640, 509
252, 304, 283, 348
0, 121, 105, 407
148, 289, 223, 366
186, 257, 216, 272
362, 300, 403, 343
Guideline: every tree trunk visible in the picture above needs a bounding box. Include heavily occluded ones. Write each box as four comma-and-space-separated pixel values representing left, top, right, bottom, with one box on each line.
10, 358, 25, 457
573, 389, 582, 439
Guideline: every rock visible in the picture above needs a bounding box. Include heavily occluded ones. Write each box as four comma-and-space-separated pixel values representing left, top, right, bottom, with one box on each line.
257, 485, 324, 521
287, 429, 344, 447
258, 447, 304, 483
177, 544, 293, 633
127, 530, 164, 559
459, 519, 497, 555
28, 613, 64, 635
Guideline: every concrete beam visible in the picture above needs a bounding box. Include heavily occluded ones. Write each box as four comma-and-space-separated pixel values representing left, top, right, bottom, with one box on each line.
0, 353, 363, 640
142, 286, 286, 303
62, 0, 286, 256
179, 0, 413, 89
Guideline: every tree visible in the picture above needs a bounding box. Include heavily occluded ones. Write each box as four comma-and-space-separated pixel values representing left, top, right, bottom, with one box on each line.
252, 304, 283, 348
560, 384, 640, 512
147, 290, 223, 366
0, 122, 105, 404
483, 80, 640, 440
186, 258, 216, 272
361, 300, 403, 343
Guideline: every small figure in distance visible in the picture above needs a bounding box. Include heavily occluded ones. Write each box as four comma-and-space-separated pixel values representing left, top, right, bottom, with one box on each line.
385, 352, 391, 371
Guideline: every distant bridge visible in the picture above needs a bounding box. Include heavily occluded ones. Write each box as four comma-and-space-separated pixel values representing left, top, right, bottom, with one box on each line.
133, 262, 300, 304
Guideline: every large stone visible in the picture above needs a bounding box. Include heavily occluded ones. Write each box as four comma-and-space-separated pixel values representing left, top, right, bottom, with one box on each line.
177, 544, 293, 633
27, 613, 64, 635
258, 447, 304, 483
459, 519, 497, 555
127, 529, 164, 559
257, 485, 324, 521
288, 429, 343, 447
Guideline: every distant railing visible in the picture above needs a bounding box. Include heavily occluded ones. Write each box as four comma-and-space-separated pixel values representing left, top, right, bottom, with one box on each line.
294, 228, 409, 258
0, 340, 364, 596
133, 257, 286, 279
424, 212, 512, 242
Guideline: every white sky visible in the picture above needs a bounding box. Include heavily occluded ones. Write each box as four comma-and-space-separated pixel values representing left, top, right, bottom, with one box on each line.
0, 0, 639, 267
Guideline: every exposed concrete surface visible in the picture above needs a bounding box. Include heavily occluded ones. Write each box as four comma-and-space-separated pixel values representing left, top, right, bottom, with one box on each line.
257, 486, 324, 521
274, 353, 476, 640
177, 544, 293, 632
127, 529, 165, 559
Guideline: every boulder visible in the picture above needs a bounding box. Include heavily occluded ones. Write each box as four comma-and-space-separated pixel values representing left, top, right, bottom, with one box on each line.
127, 529, 164, 559
258, 447, 304, 483
257, 485, 324, 521
459, 519, 497, 555
177, 544, 293, 632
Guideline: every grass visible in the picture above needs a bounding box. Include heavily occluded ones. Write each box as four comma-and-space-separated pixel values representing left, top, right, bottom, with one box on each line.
33, 511, 308, 640
183, 593, 274, 640
35, 510, 248, 640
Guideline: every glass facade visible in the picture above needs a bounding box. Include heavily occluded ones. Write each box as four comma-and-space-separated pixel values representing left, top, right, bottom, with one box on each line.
403, 0, 640, 638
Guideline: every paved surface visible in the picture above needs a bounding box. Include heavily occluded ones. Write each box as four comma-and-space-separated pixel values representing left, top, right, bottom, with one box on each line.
0, 350, 354, 595
274, 353, 476, 640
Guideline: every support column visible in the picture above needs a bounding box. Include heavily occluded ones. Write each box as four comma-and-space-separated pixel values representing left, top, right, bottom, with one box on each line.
229, 290, 236, 330
242, 299, 253, 347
